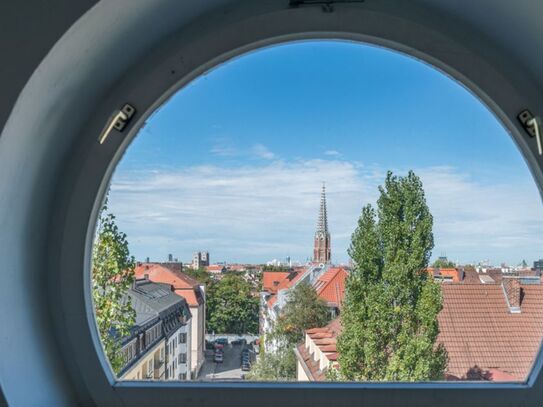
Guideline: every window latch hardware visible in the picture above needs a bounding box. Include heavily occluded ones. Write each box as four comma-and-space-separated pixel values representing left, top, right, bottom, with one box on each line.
518, 109, 542, 156
99, 103, 136, 144
289, 0, 365, 12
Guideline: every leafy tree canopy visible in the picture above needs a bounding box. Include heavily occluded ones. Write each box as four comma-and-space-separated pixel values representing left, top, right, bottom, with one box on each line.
271, 282, 330, 346
262, 265, 292, 272
432, 258, 456, 269
247, 346, 296, 381
92, 205, 136, 374
252, 282, 330, 381
183, 267, 212, 284
206, 274, 259, 334
337, 171, 447, 381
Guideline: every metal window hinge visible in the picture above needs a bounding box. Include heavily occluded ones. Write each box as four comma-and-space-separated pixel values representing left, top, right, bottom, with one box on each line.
518, 109, 542, 156
99, 103, 136, 144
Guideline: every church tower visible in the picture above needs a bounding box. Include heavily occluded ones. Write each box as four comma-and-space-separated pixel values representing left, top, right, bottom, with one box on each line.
313, 183, 331, 264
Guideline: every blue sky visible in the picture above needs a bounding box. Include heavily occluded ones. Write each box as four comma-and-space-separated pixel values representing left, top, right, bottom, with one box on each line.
109, 40, 543, 265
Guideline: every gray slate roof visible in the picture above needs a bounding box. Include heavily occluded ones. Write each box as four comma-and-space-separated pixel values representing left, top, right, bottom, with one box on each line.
125, 279, 188, 327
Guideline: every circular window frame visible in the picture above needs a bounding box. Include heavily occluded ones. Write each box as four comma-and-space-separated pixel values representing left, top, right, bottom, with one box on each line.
50, 4, 543, 407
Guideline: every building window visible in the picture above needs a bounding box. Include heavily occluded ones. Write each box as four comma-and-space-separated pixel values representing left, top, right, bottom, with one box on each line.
179, 373, 187, 380
92, 39, 543, 388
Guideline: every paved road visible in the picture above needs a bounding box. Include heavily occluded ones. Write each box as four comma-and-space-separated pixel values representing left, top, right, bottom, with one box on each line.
197, 343, 245, 381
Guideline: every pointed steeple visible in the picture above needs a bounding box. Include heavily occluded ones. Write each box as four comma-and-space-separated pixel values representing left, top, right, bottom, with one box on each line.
316, 183, 328, 233
313, 183, 331, 264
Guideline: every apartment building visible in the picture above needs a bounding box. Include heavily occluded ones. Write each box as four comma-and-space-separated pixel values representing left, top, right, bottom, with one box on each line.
164, 321, 191, 380
118, 277, 192, 381
135, 263, 206, 377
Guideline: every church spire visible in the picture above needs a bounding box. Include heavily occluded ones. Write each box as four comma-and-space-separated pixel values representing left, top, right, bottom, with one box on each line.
313, 183, 331, 264
316, 183, 328, 233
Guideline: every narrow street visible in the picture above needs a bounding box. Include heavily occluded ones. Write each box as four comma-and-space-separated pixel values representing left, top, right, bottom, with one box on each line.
197, 343, 245, 381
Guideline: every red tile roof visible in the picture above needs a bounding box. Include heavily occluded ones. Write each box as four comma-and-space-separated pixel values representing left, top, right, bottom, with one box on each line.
297, 281, 543, 382
427, 267, 463, 282
206, 264, 225, 273
267, 295, 277, 308
437, 283, 543, 381
306, 327, 329, 334
134, 263, 204, 307
262, 272, 291, 294
297, 318, 342, 380
296, 343, 326, 381
263, 269, 308, 310
314, 267, 347, 307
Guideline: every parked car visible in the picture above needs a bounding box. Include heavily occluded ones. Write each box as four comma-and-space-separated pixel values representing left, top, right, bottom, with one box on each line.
241, 361, 251, 371
214, 343, 224, 351
230, 337, 245, 345
214, 352, 224, 363
215, 337, 228, 345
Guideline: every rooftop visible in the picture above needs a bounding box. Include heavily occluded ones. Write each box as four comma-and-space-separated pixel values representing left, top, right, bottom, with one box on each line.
313, 267, 347, 307
437, 282, 543, 380
127, 278, 191, 327
297, 279, 543, 381
134, 263, 204, 307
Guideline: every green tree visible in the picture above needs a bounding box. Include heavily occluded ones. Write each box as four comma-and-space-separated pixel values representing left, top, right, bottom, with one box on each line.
463, 264, 475, 271
262, 264, 292, 272
251, 282, 330, 381
92, 205, 136, 375
432, 258, 456, 268
247, 347, 296, 381
183, 267, 212, 284
271, 282, 330, 345
206, 274, 259, 334
337, 171, 447, 381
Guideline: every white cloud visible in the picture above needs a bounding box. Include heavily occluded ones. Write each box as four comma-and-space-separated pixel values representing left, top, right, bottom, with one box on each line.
210, 145, 238, 157
108, 162, 543, 265
324, 150, 342, 157
210, 142, 276, 161
251, 144, 276, 160
416, 167, 543, 264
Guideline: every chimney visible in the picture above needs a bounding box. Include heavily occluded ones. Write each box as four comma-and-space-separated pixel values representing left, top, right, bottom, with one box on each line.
502, 277, 521, 313
145, 257, 150, 263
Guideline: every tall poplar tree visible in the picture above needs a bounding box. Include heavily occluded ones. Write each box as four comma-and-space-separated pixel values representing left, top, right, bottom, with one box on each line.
337, 171, 447, 381
92, 204, 136, 374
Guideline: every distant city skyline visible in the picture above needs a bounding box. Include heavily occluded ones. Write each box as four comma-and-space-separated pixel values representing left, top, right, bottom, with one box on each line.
108, 40, 543, 265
